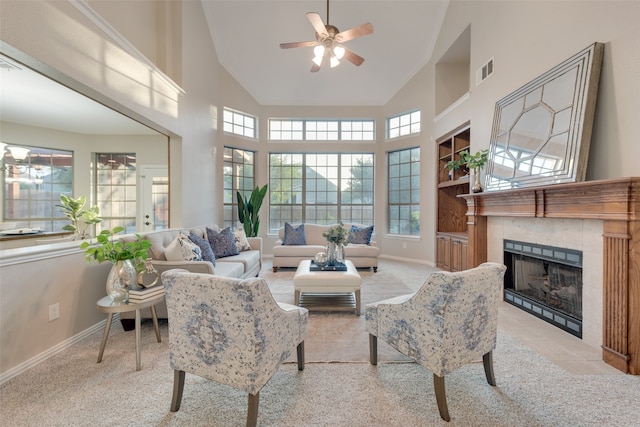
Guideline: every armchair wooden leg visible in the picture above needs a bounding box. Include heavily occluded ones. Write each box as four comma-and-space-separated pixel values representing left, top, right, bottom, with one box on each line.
369, 334, 378, 365
433, 374, 450, 422
483, 350, 496, 386
170, 370, 185, 412
297, 341, 305, 370
247, 392, 259, 427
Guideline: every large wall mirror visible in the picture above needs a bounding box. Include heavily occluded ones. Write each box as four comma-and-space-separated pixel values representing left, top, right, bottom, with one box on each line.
485, 43, 604, 191
0, 49, 170, 243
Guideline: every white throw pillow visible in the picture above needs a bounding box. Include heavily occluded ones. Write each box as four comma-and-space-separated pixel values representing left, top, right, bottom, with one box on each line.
233, 227, 252, 251
165, 232, 203, 261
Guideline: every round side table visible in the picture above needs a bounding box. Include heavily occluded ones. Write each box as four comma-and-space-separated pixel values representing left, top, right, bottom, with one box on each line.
96, 294, 164, 371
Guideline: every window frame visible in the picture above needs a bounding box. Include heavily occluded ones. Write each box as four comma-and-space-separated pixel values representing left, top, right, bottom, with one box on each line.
387, 146, 420, 236
223, 147, 256, 229
386, 110, 421, 140
268, 118, 375, 141
223, 107, 258, 139
268, 152, 374, 233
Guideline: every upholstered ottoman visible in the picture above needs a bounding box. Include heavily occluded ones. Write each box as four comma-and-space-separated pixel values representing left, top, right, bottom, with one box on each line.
293, 259, 362, 315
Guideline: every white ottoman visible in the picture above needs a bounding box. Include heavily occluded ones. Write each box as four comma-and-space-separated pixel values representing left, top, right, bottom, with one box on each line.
293, 259, 362, 315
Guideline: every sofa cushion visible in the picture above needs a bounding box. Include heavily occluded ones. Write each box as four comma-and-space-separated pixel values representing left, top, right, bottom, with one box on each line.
283, 223, 306, 245
216, 249, 260, 273
233, 227, 252, 251
165, 232, 203, 261
212, 261, 245, 278
206, 227, 239, 258
345, 244, 380, 258
273, 244, 326, 257
189, 232, 216, 266
349, 225, 374, 245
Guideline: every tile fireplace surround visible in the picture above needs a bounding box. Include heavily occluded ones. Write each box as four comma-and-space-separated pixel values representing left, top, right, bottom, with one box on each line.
461, 177, 639, 375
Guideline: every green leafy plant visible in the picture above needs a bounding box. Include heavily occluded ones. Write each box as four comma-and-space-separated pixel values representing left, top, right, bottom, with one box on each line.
444, 149, 489, 172
57, 195, 102, 239
80, 226, 151, 265
237, 184, 268, 237
322, 222, 351, 245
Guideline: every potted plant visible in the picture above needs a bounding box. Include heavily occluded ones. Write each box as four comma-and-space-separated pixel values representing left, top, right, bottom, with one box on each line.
57, 195, 102, 240
80, 226, 152, 303
444, 149, 489, 193
322, 222, 350, 265
237, 184, 268, 237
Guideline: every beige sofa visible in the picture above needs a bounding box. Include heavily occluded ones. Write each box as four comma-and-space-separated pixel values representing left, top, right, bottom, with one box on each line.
120, 224, 262, 322
272, 223, 379, 272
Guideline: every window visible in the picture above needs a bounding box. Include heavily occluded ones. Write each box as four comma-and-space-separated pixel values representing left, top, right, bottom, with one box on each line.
269, 153, 374, 232
269, 119, 375, 141
387, 110, 421, 139
2, 144, 73, 231
223, 107, 257, 139
223, 147, 255, 229
95, 153, 137, 233
388, 147, 420, 235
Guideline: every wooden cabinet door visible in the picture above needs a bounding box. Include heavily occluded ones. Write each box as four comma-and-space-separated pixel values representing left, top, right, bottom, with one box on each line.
436, 234, 451, 270
451, 238, 469, 271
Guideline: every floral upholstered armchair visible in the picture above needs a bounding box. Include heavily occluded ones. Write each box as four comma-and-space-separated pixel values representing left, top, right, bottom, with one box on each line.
365, 262, 507, 422
162, 270, 309, 427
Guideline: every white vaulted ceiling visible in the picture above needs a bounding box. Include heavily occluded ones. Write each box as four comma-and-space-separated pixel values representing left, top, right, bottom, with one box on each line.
201, 0, 449, 106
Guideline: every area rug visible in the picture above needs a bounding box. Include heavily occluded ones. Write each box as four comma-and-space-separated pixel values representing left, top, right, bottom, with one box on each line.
2, 262, 639, 426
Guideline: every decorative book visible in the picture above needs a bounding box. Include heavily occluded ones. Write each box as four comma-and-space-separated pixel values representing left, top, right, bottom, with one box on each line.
309, 260, 347, 272
128, 285, 164, 301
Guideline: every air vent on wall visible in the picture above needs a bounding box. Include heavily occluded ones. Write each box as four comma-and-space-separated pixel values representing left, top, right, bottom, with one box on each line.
475, 57, 493, 86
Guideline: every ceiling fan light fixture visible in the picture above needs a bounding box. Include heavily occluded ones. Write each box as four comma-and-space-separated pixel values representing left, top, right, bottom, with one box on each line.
330, 55, 340, 68
313, 45, 325, 58
333, 45, 345, 59
312, 55, 324, 67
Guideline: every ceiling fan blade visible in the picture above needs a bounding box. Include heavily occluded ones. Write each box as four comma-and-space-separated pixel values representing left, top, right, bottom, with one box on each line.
335, 22, 374, 43
280, 41, 318, 49
342, 47, 365, 67
307, 12, 328, 37
311, 47, 329, 72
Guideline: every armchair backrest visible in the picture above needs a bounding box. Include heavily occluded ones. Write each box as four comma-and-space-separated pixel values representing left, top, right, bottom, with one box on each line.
162, 270, 306, 395
378, 262, 506, 375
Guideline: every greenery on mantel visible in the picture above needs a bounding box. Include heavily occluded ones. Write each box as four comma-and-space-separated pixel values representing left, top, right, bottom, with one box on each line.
444, 149, 489, 172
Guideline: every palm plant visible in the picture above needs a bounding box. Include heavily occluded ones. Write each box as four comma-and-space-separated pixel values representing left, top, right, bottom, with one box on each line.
237, 184, 268, 237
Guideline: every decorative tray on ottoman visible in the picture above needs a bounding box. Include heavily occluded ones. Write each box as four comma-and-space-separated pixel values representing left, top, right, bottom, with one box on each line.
309, 260, 348, 272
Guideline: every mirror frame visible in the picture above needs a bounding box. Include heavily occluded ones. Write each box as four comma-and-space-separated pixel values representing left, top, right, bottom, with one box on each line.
485, 42, 604, 191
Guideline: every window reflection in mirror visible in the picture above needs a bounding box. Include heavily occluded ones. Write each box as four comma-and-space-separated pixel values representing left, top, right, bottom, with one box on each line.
2, 143, 73, 232
0, 49, 170, 244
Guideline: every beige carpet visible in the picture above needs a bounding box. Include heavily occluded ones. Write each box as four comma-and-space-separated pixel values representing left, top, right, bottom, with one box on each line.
1, 260, 639, 426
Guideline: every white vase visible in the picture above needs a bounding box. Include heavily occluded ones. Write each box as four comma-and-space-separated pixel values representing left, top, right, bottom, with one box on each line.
472, 167, 484, 193
106, 260, 137, 303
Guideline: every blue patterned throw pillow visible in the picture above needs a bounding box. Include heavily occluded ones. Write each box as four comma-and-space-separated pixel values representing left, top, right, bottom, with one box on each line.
206, 227, 239, 258
283, 223, 306, 245
349, 225, 374, 245
189, 232, 216, 266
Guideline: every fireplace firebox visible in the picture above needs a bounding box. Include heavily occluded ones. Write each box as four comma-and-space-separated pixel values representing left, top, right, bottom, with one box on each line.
503, 240, 583, 338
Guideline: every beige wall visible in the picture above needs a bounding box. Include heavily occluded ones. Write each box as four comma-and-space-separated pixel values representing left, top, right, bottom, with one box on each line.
1, 0, 639, 381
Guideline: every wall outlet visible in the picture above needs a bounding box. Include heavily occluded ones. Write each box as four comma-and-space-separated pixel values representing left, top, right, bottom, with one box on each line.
48, 303, 60, 321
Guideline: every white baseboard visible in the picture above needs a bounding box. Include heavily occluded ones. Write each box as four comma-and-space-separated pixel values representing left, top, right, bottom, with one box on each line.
0, 314, 120, 386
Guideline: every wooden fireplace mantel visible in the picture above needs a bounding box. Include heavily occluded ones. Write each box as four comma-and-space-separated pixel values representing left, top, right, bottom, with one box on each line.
461, 177, 640, 374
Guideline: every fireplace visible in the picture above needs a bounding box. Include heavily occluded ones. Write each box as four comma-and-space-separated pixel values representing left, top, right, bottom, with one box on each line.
503, 240, 583, 338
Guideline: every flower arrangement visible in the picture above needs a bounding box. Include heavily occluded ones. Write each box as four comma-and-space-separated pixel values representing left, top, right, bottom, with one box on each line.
322, 222, 350, 245
80, 226, 151, 265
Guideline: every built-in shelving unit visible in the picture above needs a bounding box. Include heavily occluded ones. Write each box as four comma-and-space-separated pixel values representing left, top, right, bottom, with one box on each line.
436, 122, 471, 271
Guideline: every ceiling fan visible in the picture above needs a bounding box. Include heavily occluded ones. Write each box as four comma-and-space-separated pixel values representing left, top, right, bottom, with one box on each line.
280, 0, 374, 72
